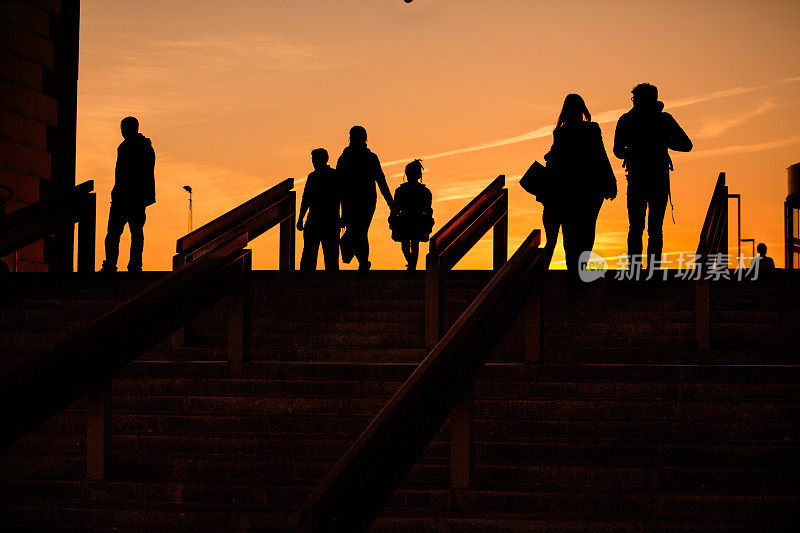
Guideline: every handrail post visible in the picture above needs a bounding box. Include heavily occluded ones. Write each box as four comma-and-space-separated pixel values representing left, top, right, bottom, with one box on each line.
450, 388, 473, 488
425, 254, 441, 351
87, 382, 111, 480
493, 191, 508, 270
696, 279, 710, 351
228, 250, 252, 366
279, 191, 296, 270
77, 192, 96, 273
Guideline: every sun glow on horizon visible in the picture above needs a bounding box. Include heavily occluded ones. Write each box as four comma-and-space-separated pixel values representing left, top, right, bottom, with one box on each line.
76, 0, 800, 270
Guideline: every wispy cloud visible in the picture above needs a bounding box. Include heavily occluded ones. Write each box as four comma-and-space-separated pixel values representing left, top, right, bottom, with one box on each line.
685, 134, 800, 159
383, 75, 800, 167
694, 101, 775, 139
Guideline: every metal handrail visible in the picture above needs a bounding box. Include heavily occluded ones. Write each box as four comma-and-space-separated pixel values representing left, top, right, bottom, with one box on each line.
425, 175, 508, 349
300, 228, 544, 532
0, 180, 95, 271
173, 178, 295, 269
696, 172, 728, 263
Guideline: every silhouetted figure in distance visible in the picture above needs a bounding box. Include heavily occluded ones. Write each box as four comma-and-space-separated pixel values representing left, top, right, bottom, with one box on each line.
100, 116, 155, 273
336, 125, 393, 271
753, 242, 776, 273
389, 159, 434, 272
544, 94, 617, 274
614, 83, 692, 270
297, 148, 340, 271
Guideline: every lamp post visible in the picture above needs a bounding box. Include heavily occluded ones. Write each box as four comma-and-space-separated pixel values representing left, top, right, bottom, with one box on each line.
183, 185, 193, 232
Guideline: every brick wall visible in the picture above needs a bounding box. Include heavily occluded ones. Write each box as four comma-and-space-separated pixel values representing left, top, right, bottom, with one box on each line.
0, 0, 79, 272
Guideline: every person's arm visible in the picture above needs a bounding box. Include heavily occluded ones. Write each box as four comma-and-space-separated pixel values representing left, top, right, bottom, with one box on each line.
297, 176, 311, 231
593, 124, 617, 200
145, 142, 156, 206
612, 117, 628, 161
665, 114, 693, 152
374, 156, 393, 210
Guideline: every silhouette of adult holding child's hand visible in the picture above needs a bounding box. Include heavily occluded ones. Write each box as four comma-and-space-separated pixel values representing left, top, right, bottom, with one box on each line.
336, 126, 393, 272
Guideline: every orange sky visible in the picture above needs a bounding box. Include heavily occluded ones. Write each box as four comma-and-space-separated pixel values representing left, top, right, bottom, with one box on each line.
75, 0, 800, 270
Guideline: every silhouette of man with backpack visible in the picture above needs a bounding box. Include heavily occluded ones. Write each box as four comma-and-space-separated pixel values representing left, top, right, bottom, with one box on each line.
100, 116, 155, 273
613, 84, 692, 270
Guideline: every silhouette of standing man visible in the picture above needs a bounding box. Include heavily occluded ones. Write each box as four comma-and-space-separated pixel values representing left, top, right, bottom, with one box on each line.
614, 84, 692, 269
100, 116, 155, 273
336, 126, 393, 271
297, 148, 340, 271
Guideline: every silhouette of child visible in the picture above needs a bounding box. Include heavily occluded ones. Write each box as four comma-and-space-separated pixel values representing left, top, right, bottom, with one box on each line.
389, 160, 433, 271
297, 148, 340, 271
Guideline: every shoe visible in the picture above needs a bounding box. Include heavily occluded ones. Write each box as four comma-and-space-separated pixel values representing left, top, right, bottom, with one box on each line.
98, 263, 117, 273
358, 260, 371, 272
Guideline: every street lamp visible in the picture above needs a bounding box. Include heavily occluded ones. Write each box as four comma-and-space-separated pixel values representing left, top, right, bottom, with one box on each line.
183, 185, 193, 232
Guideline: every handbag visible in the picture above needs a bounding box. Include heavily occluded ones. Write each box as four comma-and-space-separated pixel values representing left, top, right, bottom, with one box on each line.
519, 161, 551, 200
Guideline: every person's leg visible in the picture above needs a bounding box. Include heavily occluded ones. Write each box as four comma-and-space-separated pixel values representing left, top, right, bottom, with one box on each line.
127, 208, 146, 272
584, 198, 602, 255
401, 241, 412, 267
646, 187, 669, 268
299, 231, 320, 271
408, 241, 419, 271
102, 203, 125, 271
320, 232, 339, 271
542, 204, 561, 251
626, 184, 647, 265
561, 213, 578, 273
354, 202, 376, 270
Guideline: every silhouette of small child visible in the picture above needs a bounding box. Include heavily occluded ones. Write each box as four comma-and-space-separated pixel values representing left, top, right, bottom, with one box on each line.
389, 160, 433, 271
753, 242, 776, 273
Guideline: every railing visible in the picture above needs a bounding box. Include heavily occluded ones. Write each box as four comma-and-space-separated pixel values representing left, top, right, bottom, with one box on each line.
425, 175, 508, 349
171, 178, 295, 357
0, 180, 95, 272
696, 172, 728, 264
173, 178, 295, 269
0, 231, 252, 480
300, 227, 545, 532
695, 172, 728, 351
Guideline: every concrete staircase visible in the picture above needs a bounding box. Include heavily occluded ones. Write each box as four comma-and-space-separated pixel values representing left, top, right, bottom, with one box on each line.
1, 271, 798, 531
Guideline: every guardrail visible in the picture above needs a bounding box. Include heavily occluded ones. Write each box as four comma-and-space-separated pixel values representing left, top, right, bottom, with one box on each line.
300, 228, 545, 532
173, 178, 295, 269
0, 180, 95, 272
425, 175, 508, 349
695, 172, 728, 350
0, 232, 251, 480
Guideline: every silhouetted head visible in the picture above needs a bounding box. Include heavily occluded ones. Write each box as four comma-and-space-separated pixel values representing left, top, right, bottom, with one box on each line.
405, 159, 424, 182
120, 116, 139, 140
757, 242, 767, 257
349, 125, 368, 147
631, 83, 658, 110
311, 148, 329, 171
555, 94, 591, 131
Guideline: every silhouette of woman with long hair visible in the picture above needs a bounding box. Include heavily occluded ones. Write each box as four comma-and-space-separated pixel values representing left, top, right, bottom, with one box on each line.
544, 94, 617, 273
336, 126, 393, 272
389, 160, 434, 272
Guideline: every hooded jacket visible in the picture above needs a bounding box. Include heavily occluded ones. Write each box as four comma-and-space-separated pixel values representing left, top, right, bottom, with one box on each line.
613, 101, 692, 187
112, 133, 156, 208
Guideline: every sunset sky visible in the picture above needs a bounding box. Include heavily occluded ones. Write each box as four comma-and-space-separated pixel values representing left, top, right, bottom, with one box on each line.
75, 0, 800, 270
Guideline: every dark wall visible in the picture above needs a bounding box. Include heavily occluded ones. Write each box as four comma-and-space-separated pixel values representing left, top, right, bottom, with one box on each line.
0, 0, 80, 272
